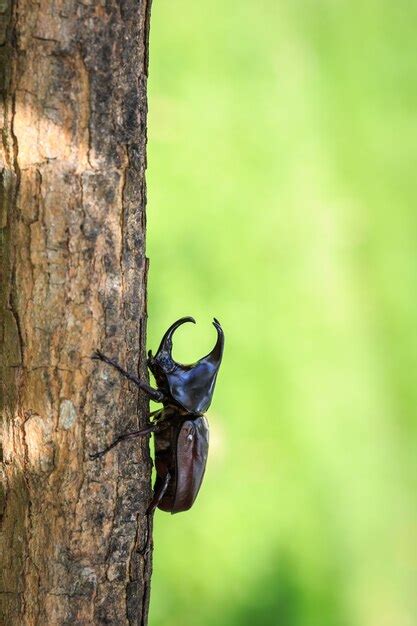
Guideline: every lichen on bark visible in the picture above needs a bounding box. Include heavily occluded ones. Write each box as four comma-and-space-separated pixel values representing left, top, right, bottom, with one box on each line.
0, 1, 154, 624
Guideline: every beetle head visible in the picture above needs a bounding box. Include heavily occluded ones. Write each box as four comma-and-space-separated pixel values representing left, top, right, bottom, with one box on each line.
148, 317, 224, 414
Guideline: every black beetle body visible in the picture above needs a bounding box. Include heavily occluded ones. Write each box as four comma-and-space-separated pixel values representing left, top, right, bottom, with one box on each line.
90, 317, 224, 514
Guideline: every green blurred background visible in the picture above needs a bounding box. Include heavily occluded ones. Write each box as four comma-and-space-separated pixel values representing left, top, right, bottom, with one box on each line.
146, 2, 417, 625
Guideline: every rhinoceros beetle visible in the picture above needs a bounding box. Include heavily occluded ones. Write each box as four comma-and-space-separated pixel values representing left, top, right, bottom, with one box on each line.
90, 317, 224, 514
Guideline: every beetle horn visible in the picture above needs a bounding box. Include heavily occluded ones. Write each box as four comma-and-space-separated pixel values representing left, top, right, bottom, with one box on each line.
152, 316, 196, 363
197, 318, 224, 366
209, 318, 224, 363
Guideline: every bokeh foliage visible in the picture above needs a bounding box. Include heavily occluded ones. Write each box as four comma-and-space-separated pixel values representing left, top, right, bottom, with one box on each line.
146, 2, 417, 625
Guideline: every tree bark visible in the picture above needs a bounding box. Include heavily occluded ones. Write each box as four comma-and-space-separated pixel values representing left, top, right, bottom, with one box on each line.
0, 1, 153, 624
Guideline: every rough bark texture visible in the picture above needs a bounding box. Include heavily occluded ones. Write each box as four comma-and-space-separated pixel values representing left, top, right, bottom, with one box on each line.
0, 1, 153, 624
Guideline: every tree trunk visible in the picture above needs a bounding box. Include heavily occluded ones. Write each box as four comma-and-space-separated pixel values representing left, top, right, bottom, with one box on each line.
0, 1, 153, 624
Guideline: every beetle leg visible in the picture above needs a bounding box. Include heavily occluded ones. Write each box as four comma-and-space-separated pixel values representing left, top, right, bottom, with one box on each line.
92, 350, 164, 403
89, 422, 158, 460
140, 473, 171, 556
147, 473, 171, 514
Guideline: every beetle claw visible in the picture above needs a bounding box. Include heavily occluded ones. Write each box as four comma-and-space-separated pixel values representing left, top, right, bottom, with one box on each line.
91, 350, 104, 361
90, 447, 110, 460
